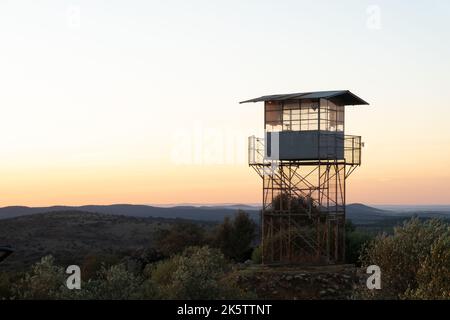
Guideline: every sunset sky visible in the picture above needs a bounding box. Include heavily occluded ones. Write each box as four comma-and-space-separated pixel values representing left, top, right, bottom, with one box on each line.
1, 0, 449, 206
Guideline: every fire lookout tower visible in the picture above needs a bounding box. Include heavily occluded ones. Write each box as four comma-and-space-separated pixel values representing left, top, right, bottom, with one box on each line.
241, 90, 369, 265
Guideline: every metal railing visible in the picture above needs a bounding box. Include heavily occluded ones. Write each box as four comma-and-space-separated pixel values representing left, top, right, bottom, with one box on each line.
344, 135, 362, 165
248, 135, 266, 165
248, 133, 362, 165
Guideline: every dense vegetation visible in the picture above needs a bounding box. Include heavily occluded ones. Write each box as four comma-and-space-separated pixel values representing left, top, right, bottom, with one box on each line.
0, 208, 448, 300
358, 218, 450, 299
0, 211, 258, 300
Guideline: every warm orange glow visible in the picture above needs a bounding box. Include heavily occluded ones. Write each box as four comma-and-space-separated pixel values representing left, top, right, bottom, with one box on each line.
1, 2, 449, 206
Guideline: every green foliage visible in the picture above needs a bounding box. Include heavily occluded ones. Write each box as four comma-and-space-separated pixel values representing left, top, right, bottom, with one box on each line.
80, 253, 121, 281
6, 255, 152, 300
0, 272, 21, 299
151, 246, 251, 299
155, 222, 206, 257
271, 193, 320, 215
150, 256, 181, 287
215, 217, 234, 257
82, 264, 145, 300
403, 234, 450, 299
214, 211, 256, 262
12, 255, 69, 299
251, 246, 262, 264
345, 221, 373, 265
4, 247, 254, 300
166, 246, 228, 299
359, 218, 450, 299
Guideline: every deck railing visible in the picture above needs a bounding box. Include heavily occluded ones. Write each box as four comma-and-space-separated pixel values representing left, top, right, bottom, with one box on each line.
248, 133, 362, 165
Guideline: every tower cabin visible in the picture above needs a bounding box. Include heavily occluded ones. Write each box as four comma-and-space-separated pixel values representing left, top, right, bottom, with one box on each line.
241, 90, 368, 164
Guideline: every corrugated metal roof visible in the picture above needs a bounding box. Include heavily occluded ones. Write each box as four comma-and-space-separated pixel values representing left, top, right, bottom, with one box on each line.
239, 90, 369, 106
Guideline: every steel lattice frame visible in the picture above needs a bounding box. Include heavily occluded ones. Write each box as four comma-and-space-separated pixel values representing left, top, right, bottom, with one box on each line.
250, 150, 360, 265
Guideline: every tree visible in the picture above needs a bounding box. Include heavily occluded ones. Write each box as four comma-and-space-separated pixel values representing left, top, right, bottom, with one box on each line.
155, 222, 206, 257
214, 211, 256, 262
345, 220, 373, 265
271, 193, 319, 215
359, 218, 450, 299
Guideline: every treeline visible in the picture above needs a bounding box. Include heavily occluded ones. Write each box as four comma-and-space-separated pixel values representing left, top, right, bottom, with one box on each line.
155, 210, 257, 262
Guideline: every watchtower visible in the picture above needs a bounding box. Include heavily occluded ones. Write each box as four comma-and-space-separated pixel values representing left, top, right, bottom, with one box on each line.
241, 90, 368, 264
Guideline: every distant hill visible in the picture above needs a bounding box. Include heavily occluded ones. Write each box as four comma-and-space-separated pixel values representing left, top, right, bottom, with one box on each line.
0, 204, 260, 222
348, 203, 450, 223
346, 203, 392, 223
0, 203, 448, 224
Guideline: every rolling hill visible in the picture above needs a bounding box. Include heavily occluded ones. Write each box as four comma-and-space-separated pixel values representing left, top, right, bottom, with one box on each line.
0, 203, 449, 225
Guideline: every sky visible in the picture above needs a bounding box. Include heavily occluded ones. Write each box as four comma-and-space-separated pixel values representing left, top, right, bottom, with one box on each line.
0, 0, 449, 206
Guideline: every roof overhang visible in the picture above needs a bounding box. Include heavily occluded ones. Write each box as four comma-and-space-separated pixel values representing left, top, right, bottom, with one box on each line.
240, 90, 369, 106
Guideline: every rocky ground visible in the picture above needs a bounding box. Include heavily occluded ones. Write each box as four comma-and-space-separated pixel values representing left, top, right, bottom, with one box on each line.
234, 264, 365, 299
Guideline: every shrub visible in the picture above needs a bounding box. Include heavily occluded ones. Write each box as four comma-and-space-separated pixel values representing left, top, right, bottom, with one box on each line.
214, 211, 256, 262
12, 255, 69, 299
151, 246, 251, 299
251, 246, 262, 264
359, 218, 450, 299
83, 263, 144, 300
150, 255, 181, 288
403, 234, 450, 299
0, 272, 20, 299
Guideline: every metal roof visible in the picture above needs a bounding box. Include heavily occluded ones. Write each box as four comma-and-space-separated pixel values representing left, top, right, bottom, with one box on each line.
239, 90, 369, 106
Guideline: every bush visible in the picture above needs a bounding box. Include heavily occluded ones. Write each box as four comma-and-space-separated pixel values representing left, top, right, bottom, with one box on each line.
11, 255, 153, 300
403, 234, 450, 299
151, 246, 251, 299
7, 246, 255, 300
359, 218, 450, 299
214, 211, 256, 262
150, 256, 181, 288
251, 246, 262, 264
83, 264, 145, 300
12, 256, 69, 299
0, 272, 20, 299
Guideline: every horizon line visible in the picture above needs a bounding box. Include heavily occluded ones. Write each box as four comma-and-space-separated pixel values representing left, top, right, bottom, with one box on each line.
2, 202, 450, 209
